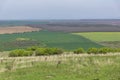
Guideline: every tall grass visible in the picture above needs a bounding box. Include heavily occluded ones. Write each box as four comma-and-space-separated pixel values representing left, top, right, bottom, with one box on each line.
0, 53, 120, 80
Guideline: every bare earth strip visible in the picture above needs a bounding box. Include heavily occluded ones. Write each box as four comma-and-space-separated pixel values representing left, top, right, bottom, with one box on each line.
0, 26, 41, 34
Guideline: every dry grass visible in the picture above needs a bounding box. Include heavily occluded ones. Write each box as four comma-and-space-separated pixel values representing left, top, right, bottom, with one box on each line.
0, 52, 120, 72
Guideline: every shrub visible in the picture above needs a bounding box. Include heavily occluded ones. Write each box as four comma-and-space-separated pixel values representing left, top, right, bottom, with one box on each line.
35, 48, 48, 56
27, 46, 39, 51
9, 49, 24, 57
73, 48, 85, 54
35, 48, 63, 56
115, 48, 120, 52
9, 49, 33, 57
49, 48, 63, 55
87, 48, 98, 54
98, 47, 113, 54
108, 48, 118, 53
86, 47, 120, 54
23, 51, 33, 56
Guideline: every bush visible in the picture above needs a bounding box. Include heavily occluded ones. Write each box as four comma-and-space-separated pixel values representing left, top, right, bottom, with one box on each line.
73, 48, 85, 54
98, 48, 108, 54
87, 48, 98, 54
23, 51, 33, 56
27, 46, 39, 51
49, 48, 63, 55
35, 48, 63, 56
35, 48, 47, 56
115, 48, 120, 52
9, 49, 33, 57
87, 47, 120, 54
98, 47, 113, 54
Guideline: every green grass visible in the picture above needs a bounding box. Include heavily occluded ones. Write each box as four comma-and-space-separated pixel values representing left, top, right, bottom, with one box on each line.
0, 31, 102, 51
0, 54, 120, 80
73, 32, 120, 42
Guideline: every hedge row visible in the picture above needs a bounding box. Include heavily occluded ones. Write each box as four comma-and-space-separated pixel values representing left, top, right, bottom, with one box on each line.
9, 47, 120, 57
74, 47, 120, 54
9, 47, 63, 57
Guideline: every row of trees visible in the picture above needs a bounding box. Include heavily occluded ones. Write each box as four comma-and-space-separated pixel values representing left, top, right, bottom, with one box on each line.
9, 47, 120, 57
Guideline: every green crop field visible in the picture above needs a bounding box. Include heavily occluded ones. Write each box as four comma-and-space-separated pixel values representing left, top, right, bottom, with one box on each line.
73, 32, 120, 48
0, 31, 102, 51
73, 32, 120, 42
0, 54, 120, 80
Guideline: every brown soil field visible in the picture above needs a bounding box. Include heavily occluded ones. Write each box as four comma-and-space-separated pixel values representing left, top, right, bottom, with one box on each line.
29, 21, 120, 32
0, 26, 41, 34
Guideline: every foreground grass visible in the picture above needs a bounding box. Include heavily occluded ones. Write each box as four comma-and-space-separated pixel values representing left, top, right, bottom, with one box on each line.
0, 53, 120, 80
73, 32, 120, 42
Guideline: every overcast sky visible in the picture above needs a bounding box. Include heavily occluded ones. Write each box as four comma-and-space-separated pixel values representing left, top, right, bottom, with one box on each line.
0, 0, 120, 20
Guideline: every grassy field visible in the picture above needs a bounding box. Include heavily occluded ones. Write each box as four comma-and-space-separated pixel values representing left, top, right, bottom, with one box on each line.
0, 31, 102, 51
73, 32, 120, 42
73, 32, 120, 48
0, 53, 120, 80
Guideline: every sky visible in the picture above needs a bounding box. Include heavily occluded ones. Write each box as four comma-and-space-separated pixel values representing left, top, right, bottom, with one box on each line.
0, 0, 120, 20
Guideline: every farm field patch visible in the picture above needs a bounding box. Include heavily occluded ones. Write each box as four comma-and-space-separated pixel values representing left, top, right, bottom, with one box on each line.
73, 32, 120, 48
73, 32, 120, 42
0, 31, 102, 51
0, 26, 41, 34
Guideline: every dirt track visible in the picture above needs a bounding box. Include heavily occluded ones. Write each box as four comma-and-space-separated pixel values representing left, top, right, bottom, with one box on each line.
0, 26, 41, 34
